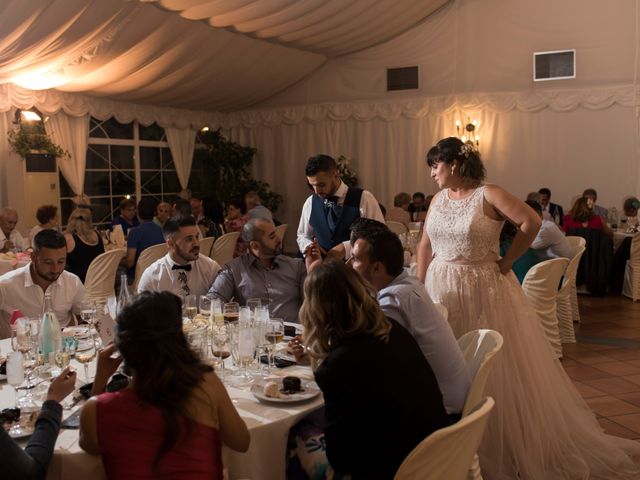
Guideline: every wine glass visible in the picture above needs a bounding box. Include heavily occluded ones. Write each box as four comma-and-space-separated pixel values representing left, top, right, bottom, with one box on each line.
223, 302, 240, 323
80, 302, 98, 334
184, 294, 198, 320
75, 338, 96, 384
265, 318, 284, 368
6, 352, 25, 435
211, 327, 231, 381
229, 323, 255, 384
246, 298, 262, 316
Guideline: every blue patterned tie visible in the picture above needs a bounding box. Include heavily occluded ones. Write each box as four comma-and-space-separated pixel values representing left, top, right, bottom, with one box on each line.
324, 196, 342, 233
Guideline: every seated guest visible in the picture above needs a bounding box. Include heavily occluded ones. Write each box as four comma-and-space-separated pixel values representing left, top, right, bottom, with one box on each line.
172, 198, 192, 218
3, 367, 76, 480
622, 197, 640, 227
137, 216, 220, 298
79, 291, 250, 479
209, 218, 305, 324
200, 196, 224, 239
527, 200, 572, 259
244, 191, 273, 221
408, 192, 428, 221
64, 206, 105, 283
29, 205, 60, 248
299, 259, 449, 479
122, 198, 165, 282
386, 192, 412, 226
500, 221, 542, 284
111, 198, 139, 236
0, 230, 86, 337
191, 193, 222, 239
223, 197, 250, 257
348, 220, 470, 417
538, 187, 564, 226
152, 202, 172, 228
582, 188, 608, 220
563, 196, 611, 235
0, 207, 27, 253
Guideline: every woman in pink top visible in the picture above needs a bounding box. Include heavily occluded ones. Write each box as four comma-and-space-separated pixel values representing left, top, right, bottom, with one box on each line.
562, 196, 611, 235
79, 291, 249, 479
224, 197, 250, 257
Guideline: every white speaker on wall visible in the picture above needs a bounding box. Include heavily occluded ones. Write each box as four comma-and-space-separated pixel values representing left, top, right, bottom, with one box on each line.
533, 49, 576, 82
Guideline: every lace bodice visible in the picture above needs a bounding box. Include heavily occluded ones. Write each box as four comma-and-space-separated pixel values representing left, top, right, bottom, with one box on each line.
426, 186, 503, 262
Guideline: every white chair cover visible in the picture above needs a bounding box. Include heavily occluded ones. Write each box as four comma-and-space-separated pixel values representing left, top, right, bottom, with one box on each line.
211, 231, 240, 266
623, 234, 640, 301
84, 249, 126, 301
133, 244, 168, 291
275, 224, 288, 244
565, 236, 586, 250
522, 258, 570, 359
556, 245, 586, 343
394, 397, 495, 480
433, 302, 448, 321
386, 220, 408, 235
199, 236, 215, 258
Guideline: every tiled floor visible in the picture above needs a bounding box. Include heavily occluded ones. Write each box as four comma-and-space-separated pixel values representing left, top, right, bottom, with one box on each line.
565, 294, 640, 440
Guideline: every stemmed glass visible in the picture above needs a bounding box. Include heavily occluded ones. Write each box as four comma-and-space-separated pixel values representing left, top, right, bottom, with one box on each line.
6, 352, 25, 436
75, 336, 97, 384
211, 327, 231, 381
199, 295, 212, 319
228, 322, 255, 384
80, 302, 98, 334
11, 320, 38, 391
265, 319, 284, 369
184, 294, 198, 320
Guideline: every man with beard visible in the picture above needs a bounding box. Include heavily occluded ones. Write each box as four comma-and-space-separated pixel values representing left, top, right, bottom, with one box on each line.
209, 218, 305, 324
0, 230, 85, 338
137, 216, 220, 298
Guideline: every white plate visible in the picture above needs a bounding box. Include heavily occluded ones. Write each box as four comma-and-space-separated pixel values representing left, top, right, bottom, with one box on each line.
75, 339, 94, 352
251, 379, 321, 404
62, 327, 91, 339
8, 425, 34, 439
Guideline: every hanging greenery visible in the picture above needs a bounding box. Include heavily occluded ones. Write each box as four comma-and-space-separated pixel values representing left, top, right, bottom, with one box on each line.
7, 126, 70, 159
336, 155, 358, 187
190, 128, 283, 213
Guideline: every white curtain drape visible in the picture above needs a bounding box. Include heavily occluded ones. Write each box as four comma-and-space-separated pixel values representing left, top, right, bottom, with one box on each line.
0, 111, 12, 206
165, 126, 196, 190
44, 112, 90, 201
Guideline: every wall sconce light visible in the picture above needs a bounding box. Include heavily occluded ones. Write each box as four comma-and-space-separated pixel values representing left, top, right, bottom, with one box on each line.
455, 117, 480, 148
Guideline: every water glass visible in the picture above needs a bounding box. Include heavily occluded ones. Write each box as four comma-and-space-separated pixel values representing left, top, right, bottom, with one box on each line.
6, 352, 24, 411
199, 295, 212, 317
223, 302, 240, 323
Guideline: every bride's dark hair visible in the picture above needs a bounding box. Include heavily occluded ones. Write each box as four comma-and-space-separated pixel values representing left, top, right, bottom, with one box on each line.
426, 137, 486, 182
115, 291, 212, 470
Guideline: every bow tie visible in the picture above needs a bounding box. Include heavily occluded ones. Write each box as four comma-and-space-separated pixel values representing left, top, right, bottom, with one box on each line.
172, 264, 192, 272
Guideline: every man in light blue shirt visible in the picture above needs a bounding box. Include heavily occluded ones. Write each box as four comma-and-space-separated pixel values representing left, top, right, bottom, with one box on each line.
348, 219, 470, 416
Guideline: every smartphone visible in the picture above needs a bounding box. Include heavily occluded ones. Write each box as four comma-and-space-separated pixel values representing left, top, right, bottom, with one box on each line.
259, 355, 296, 368
61, 409, 82, 429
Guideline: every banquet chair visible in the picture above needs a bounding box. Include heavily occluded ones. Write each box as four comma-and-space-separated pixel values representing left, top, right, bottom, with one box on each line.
84, 248, 126, 301
622, 234, 640, 301
275, 223, 288, 243
394, 397, 495, 480
211, 231, 240, 266
199, 236, 215, 258
386, 220, 408, 236
565, 236, 586, 250
133, 243, 168, 291
556, 244, 586, 343
522, 258, 570, 359
433, 302, 448, 321
456, 329, 503, 480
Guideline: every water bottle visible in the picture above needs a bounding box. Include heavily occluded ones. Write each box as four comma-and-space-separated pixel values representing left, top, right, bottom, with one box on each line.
116, 274, 132, 317
39, 293, 62, 367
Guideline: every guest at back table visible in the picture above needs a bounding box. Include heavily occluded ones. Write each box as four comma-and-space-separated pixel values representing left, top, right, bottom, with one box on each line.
153, 202, 172, 228
582, 188, 608, 221
223, 196, 250, 257
408, 192, 428, 222
538, 187, 564, 226
111, 198, 139, 236
64, 206, 105, 283
563, 196, 611, 235
0, 207, 27, 253
386, 192, 412, 226
622, 197, 640, 228
28, 204, 60, 248
79, 291, 249, 479
527, 200, 572, 260
300, 259, 448, 479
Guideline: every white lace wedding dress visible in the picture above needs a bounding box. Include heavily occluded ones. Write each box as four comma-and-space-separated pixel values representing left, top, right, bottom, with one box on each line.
426, 186, 640, 480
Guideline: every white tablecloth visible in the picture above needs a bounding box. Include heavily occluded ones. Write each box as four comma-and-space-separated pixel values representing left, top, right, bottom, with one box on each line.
0, 338, 323, 480
0, 258, 30, 276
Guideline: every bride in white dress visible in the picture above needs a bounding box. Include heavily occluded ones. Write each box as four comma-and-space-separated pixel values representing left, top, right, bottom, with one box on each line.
416, 137, 640, 480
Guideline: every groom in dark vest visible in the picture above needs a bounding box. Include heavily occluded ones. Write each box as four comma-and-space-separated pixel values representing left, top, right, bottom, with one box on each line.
297, 154, 384, 259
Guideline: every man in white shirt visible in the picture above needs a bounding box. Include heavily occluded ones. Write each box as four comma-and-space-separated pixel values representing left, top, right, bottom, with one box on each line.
0, 207, 27, 253
137, 216, 220, 298
297, 154, 384, 259
527, 200, 572, 259
0, 230, 86, 338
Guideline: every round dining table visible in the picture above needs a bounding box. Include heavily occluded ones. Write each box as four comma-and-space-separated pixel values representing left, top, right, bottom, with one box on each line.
0, 338, 323, 480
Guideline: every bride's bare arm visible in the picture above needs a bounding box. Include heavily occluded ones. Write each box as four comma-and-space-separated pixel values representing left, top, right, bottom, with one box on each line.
416, 196, 437, 283
484, 185, 541, 275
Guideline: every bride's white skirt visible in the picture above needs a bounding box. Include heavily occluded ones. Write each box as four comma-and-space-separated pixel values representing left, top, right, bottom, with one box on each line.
427, 259, 640, 480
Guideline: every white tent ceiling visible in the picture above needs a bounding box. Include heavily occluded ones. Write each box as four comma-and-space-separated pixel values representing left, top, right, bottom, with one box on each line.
0, 0, 448, 111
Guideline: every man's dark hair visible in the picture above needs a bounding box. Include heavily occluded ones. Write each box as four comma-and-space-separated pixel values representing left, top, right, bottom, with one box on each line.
172, 198, 191, 217
349, 218, 389, 243
412, 192, 426, 201
137, 197, 157, 221
36, 205, 58, 224
33, 229, 66, 252
351, 224, 404, 277
525, 200, 542, 215
162, 216, 196, 238
305, 154, 337, 177
538, 187, 551, 197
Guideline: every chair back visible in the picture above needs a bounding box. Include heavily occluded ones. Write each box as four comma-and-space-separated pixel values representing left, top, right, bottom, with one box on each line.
84, 248, 126, 301
456, 329, 503, 417
199, 236, 215, 258
565, 236, 586, 249
556, 245, 586, 342
630, 234, 640, 265
386, 220, 408, 235
394, 397, 495, 480
211, 231, 240, 266
433, 302, 448, 321
133, 244, 168, 291
275, 224, 288, 244
522, 257, 569, 358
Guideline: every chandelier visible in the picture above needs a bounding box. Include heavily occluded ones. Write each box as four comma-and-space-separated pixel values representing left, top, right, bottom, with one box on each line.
455, 117, 479, 147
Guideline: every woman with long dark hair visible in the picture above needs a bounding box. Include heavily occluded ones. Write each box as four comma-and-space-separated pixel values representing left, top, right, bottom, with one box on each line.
79, 291, 249, 479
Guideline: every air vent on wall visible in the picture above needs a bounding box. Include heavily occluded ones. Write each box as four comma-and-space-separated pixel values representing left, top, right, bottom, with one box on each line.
387, 66, 419, 91
533, 49, 575, 81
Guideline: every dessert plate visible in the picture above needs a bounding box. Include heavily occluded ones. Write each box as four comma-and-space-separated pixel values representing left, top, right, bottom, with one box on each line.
251, 379, 321, 404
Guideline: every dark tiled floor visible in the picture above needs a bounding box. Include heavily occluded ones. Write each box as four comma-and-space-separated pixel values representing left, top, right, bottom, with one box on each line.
564, 295, 640, 440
